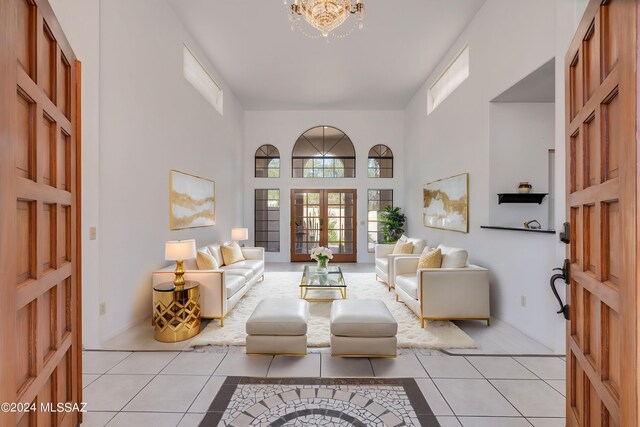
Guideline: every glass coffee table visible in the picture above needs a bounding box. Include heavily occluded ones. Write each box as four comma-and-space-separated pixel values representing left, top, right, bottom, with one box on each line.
300, 265, 346, 302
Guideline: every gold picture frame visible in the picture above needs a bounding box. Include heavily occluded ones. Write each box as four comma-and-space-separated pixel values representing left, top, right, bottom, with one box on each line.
422, 173, 469, 233
170, 170, 216, 230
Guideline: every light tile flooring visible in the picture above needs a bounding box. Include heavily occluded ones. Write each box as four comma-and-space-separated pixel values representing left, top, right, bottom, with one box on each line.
85, 263, 565, 426
81, 350, 566, 426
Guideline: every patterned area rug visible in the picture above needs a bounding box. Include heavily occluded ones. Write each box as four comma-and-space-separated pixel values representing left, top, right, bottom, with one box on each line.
190, 272, 476, 350
199, 377, 439, 427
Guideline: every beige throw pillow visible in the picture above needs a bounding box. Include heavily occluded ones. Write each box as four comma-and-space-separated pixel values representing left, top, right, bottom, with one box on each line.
392, 241, 414, 255
221, 242, 245, 266
418, 248, 442, 269
196, 250, 219, 270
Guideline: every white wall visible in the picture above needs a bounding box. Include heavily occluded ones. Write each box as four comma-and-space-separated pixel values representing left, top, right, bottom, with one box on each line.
48, 0, 101, 349
488, 103, 555, 229
243, 111, 404, 263
97, 0, 245, 343
403, 0, 585, 352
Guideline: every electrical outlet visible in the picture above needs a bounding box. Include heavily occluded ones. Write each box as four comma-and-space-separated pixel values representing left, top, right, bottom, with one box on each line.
89, 227, 97, 240
520, 295, 527, 307
99, 303, 106, 315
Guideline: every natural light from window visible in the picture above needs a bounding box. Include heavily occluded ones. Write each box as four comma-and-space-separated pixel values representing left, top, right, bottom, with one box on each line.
428, 45, 469, 114
183, 44, 223, 115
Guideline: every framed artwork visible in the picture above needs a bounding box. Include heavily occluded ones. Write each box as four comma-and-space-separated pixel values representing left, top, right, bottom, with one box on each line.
170, 170, 216, 230
423, 173, 469, 233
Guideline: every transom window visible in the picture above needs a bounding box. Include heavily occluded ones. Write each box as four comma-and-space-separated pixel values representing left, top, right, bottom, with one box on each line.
368, 145, 393, 178
255, 145, 281, 178
292, 126, 356, 178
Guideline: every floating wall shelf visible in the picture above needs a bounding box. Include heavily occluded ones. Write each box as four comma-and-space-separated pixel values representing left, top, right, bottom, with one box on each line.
497, 193, 548, 204
481, 225, 556, 234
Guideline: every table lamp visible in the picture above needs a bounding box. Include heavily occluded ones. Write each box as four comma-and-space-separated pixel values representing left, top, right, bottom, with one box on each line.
165, 239, 197, 287
231, 228, 249, 246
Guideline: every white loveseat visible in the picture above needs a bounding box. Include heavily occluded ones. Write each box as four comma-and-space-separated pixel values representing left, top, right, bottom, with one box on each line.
152, 243, 265, 326
374, 236, 426, 290
392, 245, 490, 327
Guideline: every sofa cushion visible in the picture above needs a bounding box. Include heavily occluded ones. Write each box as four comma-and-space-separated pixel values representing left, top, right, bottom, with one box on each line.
226, 259, 263, 276
246, 298, 308, 336
407, 238, 426, 254
418, 248, 442, 269
330, 299, 397, 337
196, 250, 219, 270
392, 241, 413, 254
437, 245, 469, 268
225, 274, 246, 298
184, 259, 198, 270
222, 267, 255, 280
395, 274, 418, 300
207, 244, 224, 267
221, 242, 246, 266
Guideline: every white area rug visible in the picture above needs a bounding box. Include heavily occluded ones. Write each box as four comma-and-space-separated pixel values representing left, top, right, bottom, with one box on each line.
190, 272, 476, 349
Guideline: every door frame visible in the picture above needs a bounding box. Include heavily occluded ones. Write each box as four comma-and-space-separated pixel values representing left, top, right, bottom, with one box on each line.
290, 189, 358, 263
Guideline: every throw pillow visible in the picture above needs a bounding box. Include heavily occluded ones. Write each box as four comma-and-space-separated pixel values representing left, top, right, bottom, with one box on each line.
438, 244, 469, 268
392, 240, 414, 255
221, 242, 245, 266
418, 248, 442, 269
399, 234, 408, 242
196, 250, 219, 270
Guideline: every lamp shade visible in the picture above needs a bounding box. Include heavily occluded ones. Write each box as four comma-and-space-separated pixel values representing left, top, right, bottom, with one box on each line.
231, 228, 249, 241
165, 239, 197, 261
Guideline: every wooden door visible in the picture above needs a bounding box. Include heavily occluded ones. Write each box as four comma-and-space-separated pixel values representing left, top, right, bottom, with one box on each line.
291, 189, 357, 262
564, 1, 637, 426
0, 0, 82, 425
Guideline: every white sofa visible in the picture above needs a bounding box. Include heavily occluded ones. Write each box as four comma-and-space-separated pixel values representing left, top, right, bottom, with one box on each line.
374, 236, 426, 290
392, 248, 490, 328
152, 243, 265, 326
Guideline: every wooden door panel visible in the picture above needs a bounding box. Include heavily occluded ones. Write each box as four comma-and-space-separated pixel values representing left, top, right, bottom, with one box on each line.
565, 1, 636, 426
1, 0, 81, 425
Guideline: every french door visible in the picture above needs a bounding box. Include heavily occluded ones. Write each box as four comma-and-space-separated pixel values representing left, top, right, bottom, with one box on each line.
290, 189, 357, 262
0, 0, 82, 425
564, 1, 637, 425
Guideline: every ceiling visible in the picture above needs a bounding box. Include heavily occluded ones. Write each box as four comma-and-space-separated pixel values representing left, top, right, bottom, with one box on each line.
492, 59, 556, 103
168, 0, 486, 110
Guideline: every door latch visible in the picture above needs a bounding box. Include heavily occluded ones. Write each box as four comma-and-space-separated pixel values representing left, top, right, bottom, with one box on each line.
550, 259, 570, 320
559, 222, 570, 244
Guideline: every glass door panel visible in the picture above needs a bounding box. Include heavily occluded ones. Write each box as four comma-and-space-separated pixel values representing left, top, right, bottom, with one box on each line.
291, 189, 357, 262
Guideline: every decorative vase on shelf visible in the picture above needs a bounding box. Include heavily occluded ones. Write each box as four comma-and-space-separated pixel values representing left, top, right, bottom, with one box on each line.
518, 182, 532, 194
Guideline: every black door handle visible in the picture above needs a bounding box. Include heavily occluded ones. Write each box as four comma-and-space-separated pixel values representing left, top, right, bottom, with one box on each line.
550, 259, 570, 320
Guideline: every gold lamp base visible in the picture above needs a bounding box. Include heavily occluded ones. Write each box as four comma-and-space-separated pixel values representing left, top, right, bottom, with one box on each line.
173, 260, 186, 287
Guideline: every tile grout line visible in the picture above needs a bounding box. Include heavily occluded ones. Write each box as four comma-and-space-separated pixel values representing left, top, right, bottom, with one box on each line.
415, 355, 458, 419
184, 351, 228, 413
464, 354, 533, 424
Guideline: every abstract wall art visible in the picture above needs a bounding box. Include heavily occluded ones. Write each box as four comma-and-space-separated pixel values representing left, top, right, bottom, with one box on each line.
423, 173, 469, 233
170, 170, 216, 230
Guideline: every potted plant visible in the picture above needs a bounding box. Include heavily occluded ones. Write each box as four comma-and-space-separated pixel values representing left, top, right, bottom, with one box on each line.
380, 206, 406, 243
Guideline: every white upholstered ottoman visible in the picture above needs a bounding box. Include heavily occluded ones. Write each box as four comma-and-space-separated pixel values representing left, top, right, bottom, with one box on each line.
330, 299, 398, 357
246, 298, 308, 355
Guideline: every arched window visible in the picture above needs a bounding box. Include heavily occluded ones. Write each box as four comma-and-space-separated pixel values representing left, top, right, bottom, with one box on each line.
292, 126, 356, 178
255, 144, 280, 178
367, 144, 393, 178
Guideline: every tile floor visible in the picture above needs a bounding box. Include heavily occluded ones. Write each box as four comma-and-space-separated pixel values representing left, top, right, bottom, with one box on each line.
85, 263, 565, 425
81, 349, 566, 426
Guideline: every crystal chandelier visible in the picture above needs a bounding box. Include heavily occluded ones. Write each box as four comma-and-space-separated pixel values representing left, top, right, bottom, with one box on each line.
285, 0, 365, 39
